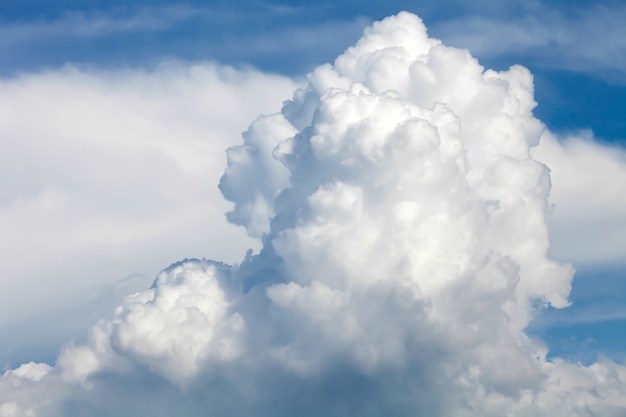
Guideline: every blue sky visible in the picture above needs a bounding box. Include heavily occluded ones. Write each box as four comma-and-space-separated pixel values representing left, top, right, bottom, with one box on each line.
1, 1, 626, 415
2, 0, 626, 142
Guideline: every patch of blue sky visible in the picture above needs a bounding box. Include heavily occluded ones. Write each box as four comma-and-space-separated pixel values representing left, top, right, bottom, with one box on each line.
2, 1, 625, 144
533, 69, 626, 144
529, 263, 626, 364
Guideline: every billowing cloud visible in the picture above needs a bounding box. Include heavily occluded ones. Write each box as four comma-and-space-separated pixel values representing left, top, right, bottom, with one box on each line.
2, 11, 626, 417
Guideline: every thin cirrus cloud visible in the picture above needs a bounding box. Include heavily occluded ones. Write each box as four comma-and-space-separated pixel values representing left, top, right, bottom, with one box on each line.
432, 4, 626, 82
2, 12, 626, 416
0, 5, 211, 76
0, 5, 204, 40
0, 3, 370, 76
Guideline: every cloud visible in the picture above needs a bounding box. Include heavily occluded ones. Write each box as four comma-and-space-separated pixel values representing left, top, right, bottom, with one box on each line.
0, 5, 204, 42
432, 4, 626, 82
0, 4, 370, 76
2, 11, 626, 417
0, 62, 298, 365
533, 131, 626, 264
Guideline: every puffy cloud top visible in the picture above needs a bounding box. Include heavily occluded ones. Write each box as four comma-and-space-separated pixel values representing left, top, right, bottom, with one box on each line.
2, 11, 625, 417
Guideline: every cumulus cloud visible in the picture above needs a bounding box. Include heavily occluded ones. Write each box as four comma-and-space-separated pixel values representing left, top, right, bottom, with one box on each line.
2, 11, 626, 417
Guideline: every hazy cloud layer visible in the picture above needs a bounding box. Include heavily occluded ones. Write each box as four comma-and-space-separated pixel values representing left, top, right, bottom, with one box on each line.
2, 12, 626, 417
0, 63, 297, 362
533, 132, 626, 264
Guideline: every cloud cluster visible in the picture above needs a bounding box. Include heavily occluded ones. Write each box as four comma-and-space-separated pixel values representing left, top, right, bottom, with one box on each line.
2, 12, 625, 417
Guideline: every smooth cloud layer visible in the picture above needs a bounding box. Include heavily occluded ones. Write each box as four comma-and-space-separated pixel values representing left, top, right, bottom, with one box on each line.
0, 63, 296, 363
533, 132, 626, 264
2, 12, 626, 417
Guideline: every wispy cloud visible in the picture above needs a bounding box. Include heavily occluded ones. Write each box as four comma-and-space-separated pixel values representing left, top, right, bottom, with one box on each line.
536, 304, 626, 328
0, 4, 370, 75
432, 4, 626, 82
0, 5, 205, 42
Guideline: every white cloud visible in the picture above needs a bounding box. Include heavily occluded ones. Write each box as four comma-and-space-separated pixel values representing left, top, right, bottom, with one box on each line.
109, 260, 245, 383
2, 11, 626, 417
433, 4, 626, 82
533, 131, 626, 264
0, 62, 298, 361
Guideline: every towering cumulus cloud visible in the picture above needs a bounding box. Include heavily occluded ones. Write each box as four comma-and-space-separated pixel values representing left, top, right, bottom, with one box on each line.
2, 12, 625, 417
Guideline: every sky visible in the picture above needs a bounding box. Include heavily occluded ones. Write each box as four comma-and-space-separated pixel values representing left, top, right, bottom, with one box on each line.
1, 1, 625, 416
